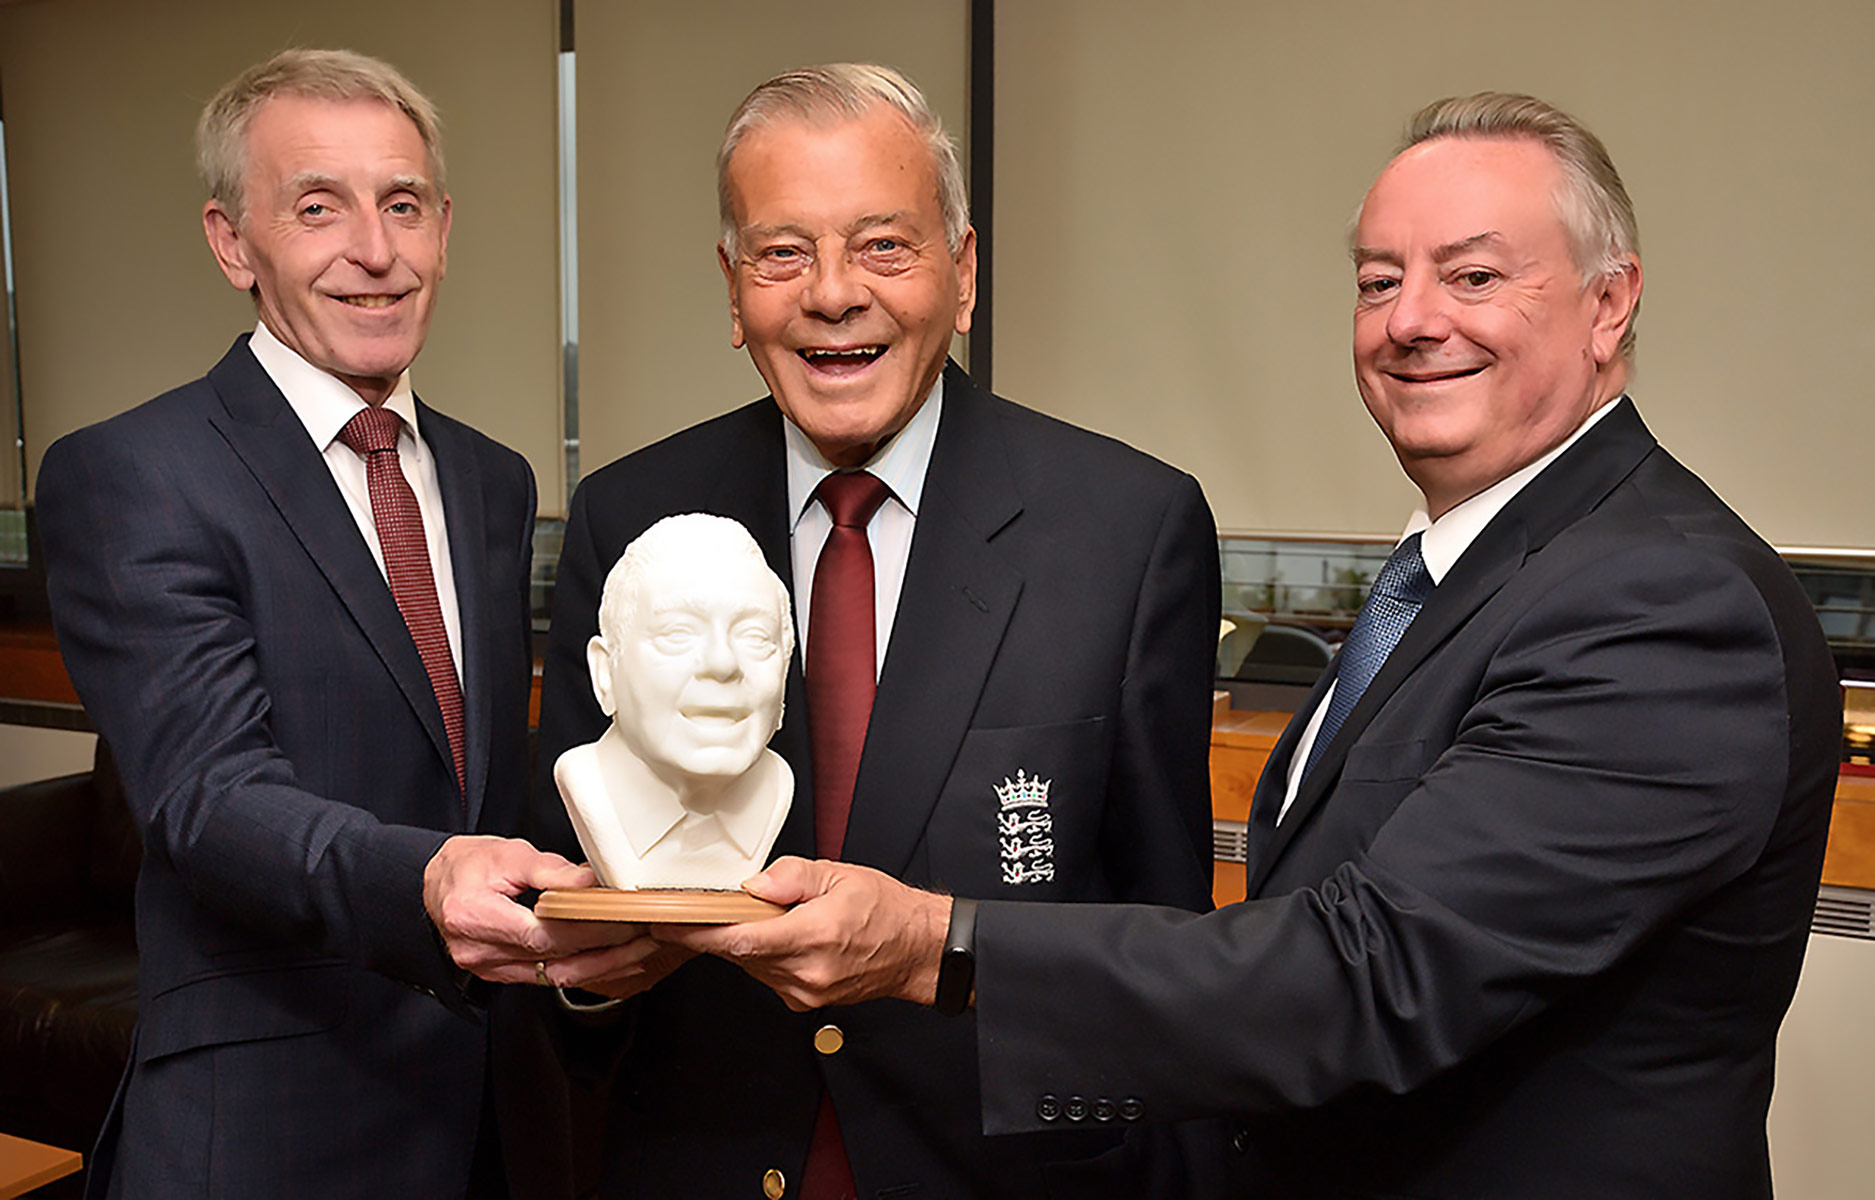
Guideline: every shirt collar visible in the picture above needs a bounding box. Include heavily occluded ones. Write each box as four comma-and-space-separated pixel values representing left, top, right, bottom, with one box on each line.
613, 750, 777, 860
249, 321, 420, 450
784, 374, 944, 529
1407, 396, 1624, 584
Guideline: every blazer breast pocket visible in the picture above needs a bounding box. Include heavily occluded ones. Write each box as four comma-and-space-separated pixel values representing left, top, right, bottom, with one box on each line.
922, 716, 1109, 898
1311, 738, 1439, 852
1339, 738, 1434, 783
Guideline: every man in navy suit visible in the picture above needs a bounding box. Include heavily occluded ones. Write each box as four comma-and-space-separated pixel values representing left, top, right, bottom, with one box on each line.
36, 49, 628, 1198
528, 64, 1221, 1198
674, 93, 1842, 1199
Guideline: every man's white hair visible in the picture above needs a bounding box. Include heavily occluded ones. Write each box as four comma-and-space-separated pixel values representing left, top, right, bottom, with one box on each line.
716, 62, 970, 261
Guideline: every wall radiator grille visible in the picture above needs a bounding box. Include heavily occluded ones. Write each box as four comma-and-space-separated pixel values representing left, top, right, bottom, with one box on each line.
1213, 819, 1249, 865
1813, 885, 1875, 941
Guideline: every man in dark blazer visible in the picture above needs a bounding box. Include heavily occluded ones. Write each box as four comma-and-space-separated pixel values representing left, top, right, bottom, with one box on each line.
36, 50, 620, 1198
673, 94, 1842, 1199
529, 65, 1220, 1198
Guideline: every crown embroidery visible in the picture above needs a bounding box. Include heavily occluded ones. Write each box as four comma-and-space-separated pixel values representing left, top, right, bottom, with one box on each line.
995, 769, 1056, 885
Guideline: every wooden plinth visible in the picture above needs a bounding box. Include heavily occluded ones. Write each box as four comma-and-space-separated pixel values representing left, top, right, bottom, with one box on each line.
0, 1133, 81, 1200
535, 887, 786, 924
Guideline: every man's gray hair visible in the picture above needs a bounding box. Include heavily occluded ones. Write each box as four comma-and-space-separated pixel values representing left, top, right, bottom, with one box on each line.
1399, 92, 1640, 359
716, 63, 970, 260
198, 48, 445, 226
597, 514, 795, 665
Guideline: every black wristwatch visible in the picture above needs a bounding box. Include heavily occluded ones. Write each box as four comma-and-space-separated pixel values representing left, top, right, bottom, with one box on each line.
934, 897, 978, 1016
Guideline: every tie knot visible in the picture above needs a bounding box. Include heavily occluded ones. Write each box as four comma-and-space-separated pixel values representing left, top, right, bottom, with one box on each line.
815, 471, 890, 529
1372, 533, 1432, 605
338, 405, 404, 456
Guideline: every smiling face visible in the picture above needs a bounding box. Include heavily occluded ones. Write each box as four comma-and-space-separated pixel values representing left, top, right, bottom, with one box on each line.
719, 105, 976, 467
1351, 136, 1639, 516
203, 95, 451, 405
590, 543, 790, 791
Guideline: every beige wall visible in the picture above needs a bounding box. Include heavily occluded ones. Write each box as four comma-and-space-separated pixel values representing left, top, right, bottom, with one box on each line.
572, 0, 969, 481
1769, 930, 1875, 1199
1, 0, 1868, 545
0, 0, 563, 505
0, 724, 94, 789
994, 0, 1875, 547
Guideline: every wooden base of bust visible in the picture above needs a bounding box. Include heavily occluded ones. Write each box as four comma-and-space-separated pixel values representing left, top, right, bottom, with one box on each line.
534, 887, 787, 924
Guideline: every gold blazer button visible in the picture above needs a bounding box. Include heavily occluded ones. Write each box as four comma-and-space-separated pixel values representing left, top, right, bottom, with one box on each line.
762, 1167, 785, 1199
814, 1024, 845, 1055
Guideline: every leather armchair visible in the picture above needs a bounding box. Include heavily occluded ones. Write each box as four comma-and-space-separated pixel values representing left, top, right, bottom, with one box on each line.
0, 740, 138, 1175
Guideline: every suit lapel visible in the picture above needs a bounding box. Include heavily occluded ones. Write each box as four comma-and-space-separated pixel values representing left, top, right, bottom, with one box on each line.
1242, 664, 1336, 880
423, 400, 492, 827
1249, 534, 1525, 891
841, 365, 1024, 874
1249, 399, 1660, 892
205, 340, 459, 810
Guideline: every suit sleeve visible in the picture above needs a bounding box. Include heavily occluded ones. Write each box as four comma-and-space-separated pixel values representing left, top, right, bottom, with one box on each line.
1101, 471, 1221, 910
36, 423, 468, 999
973, 541, 1805, 1130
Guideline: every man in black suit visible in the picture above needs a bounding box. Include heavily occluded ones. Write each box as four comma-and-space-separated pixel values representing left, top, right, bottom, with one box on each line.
675, 93, 1842, 1199
530, 63, 1220, 1198
36, 49, 625, 1198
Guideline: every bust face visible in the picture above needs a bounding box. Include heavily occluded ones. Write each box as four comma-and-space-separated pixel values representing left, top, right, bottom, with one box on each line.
591, 545, 789, 791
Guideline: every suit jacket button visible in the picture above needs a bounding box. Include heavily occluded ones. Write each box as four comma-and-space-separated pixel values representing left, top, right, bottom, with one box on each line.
1120, 1097, 1145, 1122
813, 1024, 844, 1055
1064, 1095, 1089, 1122
1232, 1125, 1251, 1154
762, 1167, 786, 1198
1091, 1097, 1117, 1122
1036, 1094, 1062, 1121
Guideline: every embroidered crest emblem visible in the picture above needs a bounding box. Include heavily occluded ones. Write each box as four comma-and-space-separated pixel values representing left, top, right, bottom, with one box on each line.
995, 769, 1056, 885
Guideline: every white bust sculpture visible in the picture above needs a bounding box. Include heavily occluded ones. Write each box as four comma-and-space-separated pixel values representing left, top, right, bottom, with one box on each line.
554, 514, 795, 889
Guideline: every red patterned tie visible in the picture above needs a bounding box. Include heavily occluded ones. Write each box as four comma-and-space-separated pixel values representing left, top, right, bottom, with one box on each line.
806, 470, 890, 860
801, 470, 888, 1200
338, 406, 466, 797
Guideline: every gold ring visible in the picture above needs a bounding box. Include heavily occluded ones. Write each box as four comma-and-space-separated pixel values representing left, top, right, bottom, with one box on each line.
535, 960, 551, 988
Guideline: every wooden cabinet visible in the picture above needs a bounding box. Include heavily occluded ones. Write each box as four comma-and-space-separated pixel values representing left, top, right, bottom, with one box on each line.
1824, 776, 1875, 891
1209, 706, 1875, 907
1208, 708, 1285, 906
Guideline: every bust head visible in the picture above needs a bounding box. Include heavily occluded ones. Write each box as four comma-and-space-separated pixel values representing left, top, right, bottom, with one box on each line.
588, 514, 794, 794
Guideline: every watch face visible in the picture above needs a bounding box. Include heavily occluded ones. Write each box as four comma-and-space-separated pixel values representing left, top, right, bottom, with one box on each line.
935, 899, 978, 1015
935, 948, 973, 1016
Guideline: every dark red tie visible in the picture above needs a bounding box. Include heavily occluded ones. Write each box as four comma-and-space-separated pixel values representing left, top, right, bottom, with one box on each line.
337, 406, 466, 797
801, 470, 888, 1200
806, 470, 890, 861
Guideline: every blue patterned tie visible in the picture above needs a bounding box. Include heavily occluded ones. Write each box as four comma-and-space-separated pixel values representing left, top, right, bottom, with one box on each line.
1301, 533, 1432, 782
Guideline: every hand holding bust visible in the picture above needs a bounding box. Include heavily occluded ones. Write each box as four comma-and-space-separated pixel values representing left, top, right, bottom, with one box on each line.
554, 514, 795, 889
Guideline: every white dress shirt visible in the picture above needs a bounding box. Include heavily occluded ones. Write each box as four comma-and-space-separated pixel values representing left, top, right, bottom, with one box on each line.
1277, 397, 1624, 823
248, 322, 463, 676
784, 376, 944, 678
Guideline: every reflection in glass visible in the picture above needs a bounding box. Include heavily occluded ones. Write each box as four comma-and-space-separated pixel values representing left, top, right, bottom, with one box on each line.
1217, 536, 1390, 685
1219, 537, 1875, 695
